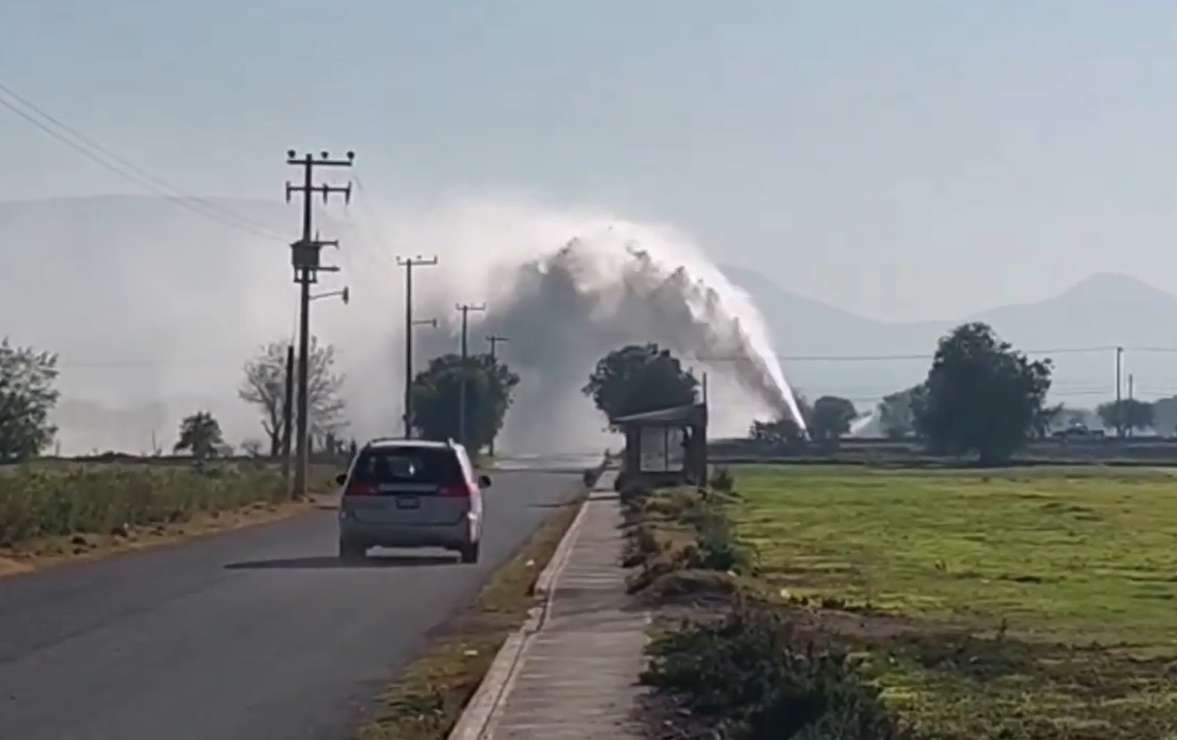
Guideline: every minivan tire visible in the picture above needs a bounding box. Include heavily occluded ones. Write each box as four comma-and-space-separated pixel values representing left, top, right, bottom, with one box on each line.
339, 539, 367, 562
459, 540, 480, 564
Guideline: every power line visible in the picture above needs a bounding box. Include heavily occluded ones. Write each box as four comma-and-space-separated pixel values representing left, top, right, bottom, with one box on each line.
701, 345, 1119, 363
348, 172, 400, 271
0, 79, 284, 238
777, 353, 932, 362
0, 81, 283, 242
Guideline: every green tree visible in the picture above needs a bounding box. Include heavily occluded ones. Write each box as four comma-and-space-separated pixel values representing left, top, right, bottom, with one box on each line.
808, 396, 857, 443
238, 337, 345, 456
913, 323, 1052, 465
877, 387, 918, 439
0, 339, 60, 462
1096, 399, 1153, 437
411, 354, 520, 453
1152, 396, 1177, 437
174, 411, 224, 460
583, 344, 698, 421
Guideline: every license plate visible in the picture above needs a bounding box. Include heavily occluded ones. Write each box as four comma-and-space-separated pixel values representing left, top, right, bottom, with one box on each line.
396, 496, 420, 509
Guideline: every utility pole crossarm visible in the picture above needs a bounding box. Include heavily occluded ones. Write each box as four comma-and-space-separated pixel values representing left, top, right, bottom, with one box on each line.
487, 334, 510, 360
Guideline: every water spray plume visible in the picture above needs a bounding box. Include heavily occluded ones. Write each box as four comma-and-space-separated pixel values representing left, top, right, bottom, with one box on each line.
348, 201, 806, 451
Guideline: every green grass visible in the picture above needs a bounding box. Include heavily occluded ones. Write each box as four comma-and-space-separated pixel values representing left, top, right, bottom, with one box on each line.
733, 465, 1177, 738
0, 461, 335, 545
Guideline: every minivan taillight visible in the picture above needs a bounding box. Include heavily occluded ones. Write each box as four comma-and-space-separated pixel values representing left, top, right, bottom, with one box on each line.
345, 481, 378, 496
439, 483, 472, 497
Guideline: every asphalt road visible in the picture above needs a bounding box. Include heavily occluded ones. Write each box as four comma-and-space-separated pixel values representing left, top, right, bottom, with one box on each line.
0, 467, 582, 740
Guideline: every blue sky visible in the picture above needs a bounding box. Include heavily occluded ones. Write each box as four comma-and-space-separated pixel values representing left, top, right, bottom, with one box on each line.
5, 1, 1177, 320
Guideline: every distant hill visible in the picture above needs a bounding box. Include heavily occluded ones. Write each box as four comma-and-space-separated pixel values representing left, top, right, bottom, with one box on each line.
721, 265, 1177, 412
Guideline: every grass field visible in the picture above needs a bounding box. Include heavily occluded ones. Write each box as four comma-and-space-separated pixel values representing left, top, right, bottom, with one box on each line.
734, 466, 1177, 739
0, 461, 337, 547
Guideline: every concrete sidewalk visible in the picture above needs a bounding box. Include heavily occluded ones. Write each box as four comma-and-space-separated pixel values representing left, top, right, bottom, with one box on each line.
484, 485, 648, 739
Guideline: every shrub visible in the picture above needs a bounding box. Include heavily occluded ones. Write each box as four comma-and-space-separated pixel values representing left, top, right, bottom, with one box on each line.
622, 523, 661, 568
710, 465, 735, 492
643, 603, 903, 739
696, 510, 753, 573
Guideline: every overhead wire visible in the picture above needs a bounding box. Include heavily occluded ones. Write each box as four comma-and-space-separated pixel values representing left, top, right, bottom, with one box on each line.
700, 345, 1121, 363
348, 171, 401, 272
0, 79, 285, 242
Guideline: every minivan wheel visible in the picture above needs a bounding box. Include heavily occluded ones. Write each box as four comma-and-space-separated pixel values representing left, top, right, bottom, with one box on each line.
339, 539, 367, 562
459, 541, 480, 564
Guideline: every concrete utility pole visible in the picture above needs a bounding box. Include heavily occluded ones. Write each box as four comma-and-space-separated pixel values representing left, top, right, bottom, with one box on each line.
285, 149, 353, 498
456, 303, 486, 447
401, 317, 438, 436
281, 344, 294, 492
486, 335, 509, 456
1115, 346, 1124, 438
397, 256, 438, 438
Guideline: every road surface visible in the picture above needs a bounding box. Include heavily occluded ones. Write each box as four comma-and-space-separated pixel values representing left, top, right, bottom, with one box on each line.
0, 467, 582, 740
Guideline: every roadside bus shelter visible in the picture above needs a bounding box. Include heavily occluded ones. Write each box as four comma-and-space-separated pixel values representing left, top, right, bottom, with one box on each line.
611, 402, 708, 489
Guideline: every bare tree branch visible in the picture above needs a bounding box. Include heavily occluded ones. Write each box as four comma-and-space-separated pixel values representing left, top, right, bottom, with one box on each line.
239, 337, 347, 455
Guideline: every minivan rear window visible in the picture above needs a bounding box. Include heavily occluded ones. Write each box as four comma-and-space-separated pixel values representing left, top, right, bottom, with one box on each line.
351, 447, 464, 485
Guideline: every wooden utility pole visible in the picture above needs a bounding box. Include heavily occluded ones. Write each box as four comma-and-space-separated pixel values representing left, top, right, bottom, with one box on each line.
281, 344, 294, 491
486, 335, 509, 456
455, 303, 486, 447
285, 149, 353, 497
397, 256, 438, 438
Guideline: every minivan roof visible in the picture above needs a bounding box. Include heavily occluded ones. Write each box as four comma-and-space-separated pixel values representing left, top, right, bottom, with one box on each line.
364, 437, 463, 451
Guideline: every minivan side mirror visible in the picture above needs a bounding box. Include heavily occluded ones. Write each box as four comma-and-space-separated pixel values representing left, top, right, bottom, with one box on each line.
335, 473, 347, 485
478, 474, 492, 489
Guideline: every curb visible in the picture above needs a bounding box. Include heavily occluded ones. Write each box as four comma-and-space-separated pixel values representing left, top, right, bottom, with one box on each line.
448, 473, 611, 740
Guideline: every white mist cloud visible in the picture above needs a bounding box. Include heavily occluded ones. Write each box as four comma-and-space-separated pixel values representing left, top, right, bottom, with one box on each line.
330, 197, 806, 452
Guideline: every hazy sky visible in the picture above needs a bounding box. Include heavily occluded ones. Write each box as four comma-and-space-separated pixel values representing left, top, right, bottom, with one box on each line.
5, 1, 1177, 321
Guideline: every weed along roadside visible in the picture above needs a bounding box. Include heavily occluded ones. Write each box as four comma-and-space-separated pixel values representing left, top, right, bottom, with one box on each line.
0, 461, 338, 576
626, 465, 1177, 739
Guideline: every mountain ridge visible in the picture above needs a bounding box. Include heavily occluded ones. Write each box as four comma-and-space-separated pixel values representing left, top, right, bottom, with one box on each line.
3, 195, 1174, 450
719, 263, 1177, 410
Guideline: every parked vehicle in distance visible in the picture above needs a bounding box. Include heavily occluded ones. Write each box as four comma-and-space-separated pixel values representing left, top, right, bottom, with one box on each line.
1051, 423, 1104, 439
335, 438, 490, 563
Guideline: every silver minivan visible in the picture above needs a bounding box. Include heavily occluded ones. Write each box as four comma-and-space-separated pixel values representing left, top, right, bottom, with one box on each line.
335, 438, 490, 563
